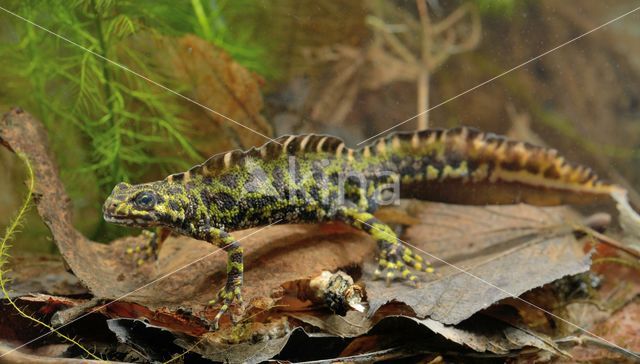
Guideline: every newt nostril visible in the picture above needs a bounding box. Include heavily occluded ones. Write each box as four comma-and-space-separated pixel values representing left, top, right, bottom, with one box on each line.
103, 202, 117, 212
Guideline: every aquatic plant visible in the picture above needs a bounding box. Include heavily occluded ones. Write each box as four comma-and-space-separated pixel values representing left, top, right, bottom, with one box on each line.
474, 0, 523, 17
0, 0, 273, 240
0, 153, 101, 360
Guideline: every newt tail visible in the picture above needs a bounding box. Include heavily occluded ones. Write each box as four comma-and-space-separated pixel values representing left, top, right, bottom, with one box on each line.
103, 126, 622, 328
376, 127, 621, 206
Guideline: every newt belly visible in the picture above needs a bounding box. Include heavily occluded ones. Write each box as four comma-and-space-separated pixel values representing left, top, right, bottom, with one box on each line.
102, 127, 622, 328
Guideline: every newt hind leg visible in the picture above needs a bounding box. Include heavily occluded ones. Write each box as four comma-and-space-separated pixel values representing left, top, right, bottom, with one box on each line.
337, 207, 434, 285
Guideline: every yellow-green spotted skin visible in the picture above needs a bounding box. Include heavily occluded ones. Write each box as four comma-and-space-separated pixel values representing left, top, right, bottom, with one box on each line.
102, 127, 618, 328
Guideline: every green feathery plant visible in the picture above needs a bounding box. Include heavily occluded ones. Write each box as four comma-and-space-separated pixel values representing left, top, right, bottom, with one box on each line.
190, 0, 279, 79
0, 153, 100, 360
474, 0, 523, 17
0, 0, 275, 242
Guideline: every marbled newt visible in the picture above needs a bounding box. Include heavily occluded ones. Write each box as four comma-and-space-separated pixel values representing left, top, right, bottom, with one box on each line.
102, 127, 621, 328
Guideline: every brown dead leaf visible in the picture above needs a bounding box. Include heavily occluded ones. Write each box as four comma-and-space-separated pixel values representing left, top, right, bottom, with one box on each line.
110, 226, 371, 314
504, 239, 640, 339
6, 254, 87, 298
0, 343, 104, 364
410, 316, 565, 356
612, 190, 640, 251
174, 318, 298, 364
287, 310, 372, 338
181, 314, 566, 363
1, 293, 82, 345
289, 310, 565, 356
142, 34, 273, 152
366, 201, 592, 325
549, 245, 640, 342
557, 299, 640, 363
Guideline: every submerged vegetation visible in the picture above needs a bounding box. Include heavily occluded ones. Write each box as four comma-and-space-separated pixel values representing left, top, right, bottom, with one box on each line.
0, 0, 275, 240
0, 153, 101, 359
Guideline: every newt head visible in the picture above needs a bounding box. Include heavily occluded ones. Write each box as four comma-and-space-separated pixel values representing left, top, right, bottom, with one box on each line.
103, 181, 188, 228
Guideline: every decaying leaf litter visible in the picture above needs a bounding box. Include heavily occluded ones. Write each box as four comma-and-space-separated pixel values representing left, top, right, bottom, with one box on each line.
2, 108, 639, 362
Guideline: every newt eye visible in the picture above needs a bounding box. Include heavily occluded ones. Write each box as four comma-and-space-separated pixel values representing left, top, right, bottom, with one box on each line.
134, 192, 157, 209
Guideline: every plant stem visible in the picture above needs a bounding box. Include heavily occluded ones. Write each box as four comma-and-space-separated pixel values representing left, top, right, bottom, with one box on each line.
417, 0, 431, 130
0, 153, 100, 360
191, 0, 213, 40
92, 0, 121, 187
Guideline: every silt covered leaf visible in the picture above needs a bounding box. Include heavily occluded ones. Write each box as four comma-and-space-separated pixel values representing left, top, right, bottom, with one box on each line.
366, 201, 592, 325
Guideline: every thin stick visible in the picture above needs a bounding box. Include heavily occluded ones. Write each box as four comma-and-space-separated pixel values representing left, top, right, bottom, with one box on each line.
416, 0, 431, 130
580, 226, 640, 259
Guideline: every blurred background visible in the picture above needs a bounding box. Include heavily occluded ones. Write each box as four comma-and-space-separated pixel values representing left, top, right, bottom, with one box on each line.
1, 0, 639, 252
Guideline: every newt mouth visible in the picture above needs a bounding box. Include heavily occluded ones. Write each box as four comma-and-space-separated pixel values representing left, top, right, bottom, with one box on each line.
103, 207, 156, 226
103, 213, 136, 225
103, 198, 156, 226
103, 213, 157, 227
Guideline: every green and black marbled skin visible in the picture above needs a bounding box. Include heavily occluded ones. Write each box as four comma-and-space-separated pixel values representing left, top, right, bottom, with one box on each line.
103, 127, 619, 328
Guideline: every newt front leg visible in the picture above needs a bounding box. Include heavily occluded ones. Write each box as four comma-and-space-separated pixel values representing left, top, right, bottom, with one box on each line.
126, 227, 171, 265
197, 226, 244, 329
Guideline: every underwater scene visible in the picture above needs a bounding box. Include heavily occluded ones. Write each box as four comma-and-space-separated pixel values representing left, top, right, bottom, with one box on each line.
0, 1, 639, 362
